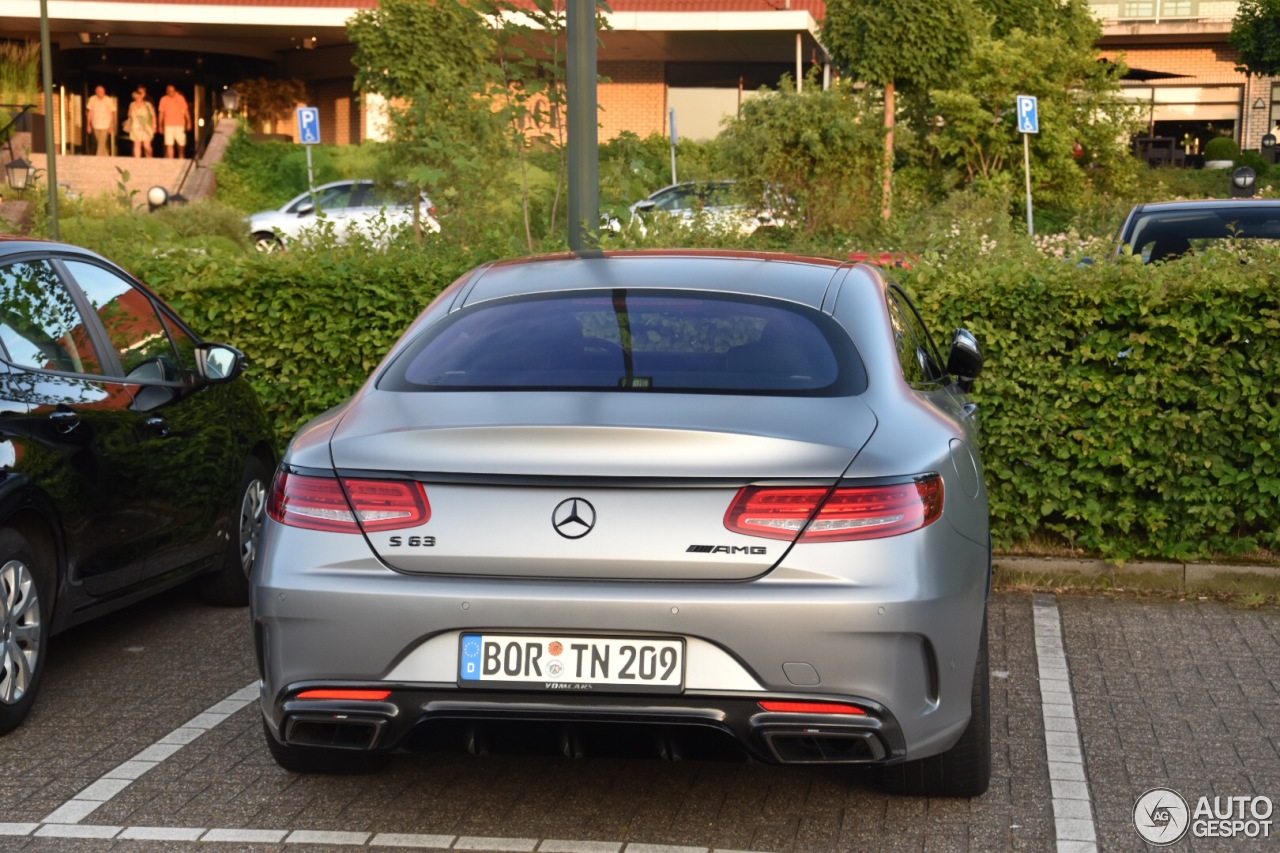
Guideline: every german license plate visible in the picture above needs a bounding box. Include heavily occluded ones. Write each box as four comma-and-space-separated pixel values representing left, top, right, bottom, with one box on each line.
458, 633, 685, 693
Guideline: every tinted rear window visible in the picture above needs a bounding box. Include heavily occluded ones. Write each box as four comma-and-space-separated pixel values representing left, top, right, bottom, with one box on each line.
379, 290, 865, 395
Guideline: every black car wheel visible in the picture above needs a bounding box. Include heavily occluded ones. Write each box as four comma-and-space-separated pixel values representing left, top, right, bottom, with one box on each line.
198, 457, 269, 607
0, 528, 52, 736
880, 616, 991, 797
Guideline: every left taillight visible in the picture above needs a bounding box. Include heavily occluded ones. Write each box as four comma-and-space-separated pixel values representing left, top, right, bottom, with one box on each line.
724, 475, 943, 542
267, 471, 430, 534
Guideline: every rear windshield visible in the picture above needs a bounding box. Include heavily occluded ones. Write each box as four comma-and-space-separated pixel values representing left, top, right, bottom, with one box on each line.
378, 290, 865, 395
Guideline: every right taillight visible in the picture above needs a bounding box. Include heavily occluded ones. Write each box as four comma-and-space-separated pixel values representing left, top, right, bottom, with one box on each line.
725, 475, 943, 542
267, 471, 430, 534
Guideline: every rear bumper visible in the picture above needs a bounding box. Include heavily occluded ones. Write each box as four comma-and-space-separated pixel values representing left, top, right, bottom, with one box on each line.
262, 686, 905, 765
252, 518, 989, 764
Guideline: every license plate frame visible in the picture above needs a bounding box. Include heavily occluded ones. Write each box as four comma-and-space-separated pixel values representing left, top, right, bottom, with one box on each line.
458, 632, 686, 693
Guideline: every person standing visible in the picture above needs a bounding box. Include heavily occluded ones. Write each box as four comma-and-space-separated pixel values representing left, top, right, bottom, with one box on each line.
158, 85, 192, 159
126, 87, 156, 158
86, 85, 116, 156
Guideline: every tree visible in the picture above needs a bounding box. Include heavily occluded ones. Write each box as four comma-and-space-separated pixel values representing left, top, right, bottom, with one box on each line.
233, 77, 309, 135
1229, 0, 1280, 77
821, 0, 981, 219
926, 0, 1142, 210
348, 0, 508, 242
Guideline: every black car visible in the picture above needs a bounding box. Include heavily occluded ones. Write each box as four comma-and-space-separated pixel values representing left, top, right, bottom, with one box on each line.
1115, 198, 1280, 262
0, 237, 276, 734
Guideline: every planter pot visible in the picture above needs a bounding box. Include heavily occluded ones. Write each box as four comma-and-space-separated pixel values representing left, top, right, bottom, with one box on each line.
1204, 160, 1234, 170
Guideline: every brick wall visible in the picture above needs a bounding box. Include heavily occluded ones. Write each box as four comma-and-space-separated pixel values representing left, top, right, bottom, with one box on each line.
310, 79, 361, 145
598, 61, 666, 140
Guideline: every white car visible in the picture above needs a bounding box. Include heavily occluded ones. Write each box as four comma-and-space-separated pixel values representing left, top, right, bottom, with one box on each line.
246, 180, 439, 251
612, 180, 784, 237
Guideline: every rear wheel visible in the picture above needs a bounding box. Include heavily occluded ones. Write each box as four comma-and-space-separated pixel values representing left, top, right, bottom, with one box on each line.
0, 529, 52, 736
880, 617, 991, 797
198, 457, 269, 607
262, 718, 389, 774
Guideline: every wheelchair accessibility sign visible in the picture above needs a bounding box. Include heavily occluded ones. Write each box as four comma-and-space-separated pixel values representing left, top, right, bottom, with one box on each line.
1016, 95, 1039, 134
297, 107, 321, 145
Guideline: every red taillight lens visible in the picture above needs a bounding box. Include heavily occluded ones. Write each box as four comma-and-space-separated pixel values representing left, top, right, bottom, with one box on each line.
267, 471, 430, 533
759, 700, 867, 715
296, 689, 392, 701
725, 475, 943, 542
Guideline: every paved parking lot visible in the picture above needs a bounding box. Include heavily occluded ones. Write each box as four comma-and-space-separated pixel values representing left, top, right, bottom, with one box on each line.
0, 590, 1275, 852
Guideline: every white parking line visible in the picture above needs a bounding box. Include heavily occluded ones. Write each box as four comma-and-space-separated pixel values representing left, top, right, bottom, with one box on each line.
39, 681, 259, 826
1032, 594, 1099, 853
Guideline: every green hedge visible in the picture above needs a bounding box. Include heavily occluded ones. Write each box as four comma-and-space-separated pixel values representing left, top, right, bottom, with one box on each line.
120, 234, 494, 444
903, 246, 1280, 561
110, 235, 1279, 564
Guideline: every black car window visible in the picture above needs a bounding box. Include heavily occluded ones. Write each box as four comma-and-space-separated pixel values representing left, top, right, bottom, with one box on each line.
887, 287, 946, 387
0, 259, 107, 375
63, 261, 184, 382
380, 290, 866, 396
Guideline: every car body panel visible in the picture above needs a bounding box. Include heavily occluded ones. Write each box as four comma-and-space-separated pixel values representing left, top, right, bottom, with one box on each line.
246, 180, 439, 248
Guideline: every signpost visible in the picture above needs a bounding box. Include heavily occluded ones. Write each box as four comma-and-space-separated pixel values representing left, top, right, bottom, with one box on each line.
1016, 95, 1038, 236
669, 107, 678, 184
296, 106, 321, 208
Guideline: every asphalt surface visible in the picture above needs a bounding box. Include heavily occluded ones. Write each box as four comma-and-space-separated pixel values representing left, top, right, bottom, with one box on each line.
0, 588, 1276, 852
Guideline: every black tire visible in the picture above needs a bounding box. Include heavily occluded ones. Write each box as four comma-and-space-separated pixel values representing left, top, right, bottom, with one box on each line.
253, 233, 283, 253
880, 617, 991, 797
262, 718, 389, 774
198, 457, 270, 607
0, 528, 53, 736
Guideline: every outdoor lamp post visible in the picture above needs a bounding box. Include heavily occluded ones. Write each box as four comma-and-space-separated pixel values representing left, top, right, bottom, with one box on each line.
5, 157, 33, 198
220, 88, 240, 114
147, 185, 169, 211
1230, 166, 1257, 199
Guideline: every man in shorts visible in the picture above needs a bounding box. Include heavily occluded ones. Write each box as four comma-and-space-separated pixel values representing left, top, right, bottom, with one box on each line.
158, 85, 192, 159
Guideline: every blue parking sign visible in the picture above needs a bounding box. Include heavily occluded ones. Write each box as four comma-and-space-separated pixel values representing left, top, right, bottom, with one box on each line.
296, 107, 321, 145
1016, 95, 1039, 134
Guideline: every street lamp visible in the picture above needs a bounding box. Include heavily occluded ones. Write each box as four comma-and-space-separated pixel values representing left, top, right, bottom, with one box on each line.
220, 88, 240, 114
4, 157, 33, 198
1230, 166, 1257, 199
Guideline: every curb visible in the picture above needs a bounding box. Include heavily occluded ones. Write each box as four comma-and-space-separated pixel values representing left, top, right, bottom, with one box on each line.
994, 555, 1280, 586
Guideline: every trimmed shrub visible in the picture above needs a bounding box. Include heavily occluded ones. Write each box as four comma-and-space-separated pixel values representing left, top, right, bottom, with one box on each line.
903, 243, 1280, 561
1203, 135, 1240, 162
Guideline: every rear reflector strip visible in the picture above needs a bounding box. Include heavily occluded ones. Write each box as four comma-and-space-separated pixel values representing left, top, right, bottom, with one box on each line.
724, 475, 943, 542
295, 689, 392, 701
759, 701, 867, 715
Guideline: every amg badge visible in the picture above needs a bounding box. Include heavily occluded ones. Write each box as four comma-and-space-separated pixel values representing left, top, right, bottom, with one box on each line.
686, 545, 767, 555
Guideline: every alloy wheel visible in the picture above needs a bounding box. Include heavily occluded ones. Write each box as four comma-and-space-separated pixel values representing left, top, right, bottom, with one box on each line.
238, 479, 267, 578
0, 558, 41, 706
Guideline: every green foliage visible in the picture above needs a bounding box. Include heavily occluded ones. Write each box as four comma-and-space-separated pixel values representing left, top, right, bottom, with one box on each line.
1204, 136, 1240, 162
214, 130, 341, 214
717, 81, 885, 239
902, 243, 1280, 561
1229, 0, 1280, 77
0, 41, 39, 106
925, 0, 1142, 214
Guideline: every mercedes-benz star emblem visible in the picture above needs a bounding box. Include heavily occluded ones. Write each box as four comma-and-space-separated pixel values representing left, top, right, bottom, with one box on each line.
552, 498, 596, 539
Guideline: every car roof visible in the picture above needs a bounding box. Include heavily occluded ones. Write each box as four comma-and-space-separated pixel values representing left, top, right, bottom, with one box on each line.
457, 250, 855, 310
0, 236, 105, 261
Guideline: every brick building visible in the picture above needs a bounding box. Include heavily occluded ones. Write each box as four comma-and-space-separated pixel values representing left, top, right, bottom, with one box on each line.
1, 0, 1275, 156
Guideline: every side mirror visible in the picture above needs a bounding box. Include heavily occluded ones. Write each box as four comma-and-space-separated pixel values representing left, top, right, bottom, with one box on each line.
197, 343, 247, 383
297, 203, 315, 217
632, 200, 657, 214
947, 328, 983, 392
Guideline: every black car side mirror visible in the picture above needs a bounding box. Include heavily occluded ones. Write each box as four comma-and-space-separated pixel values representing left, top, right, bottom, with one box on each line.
196, 343, 247, 384
947, 328, 983, 392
